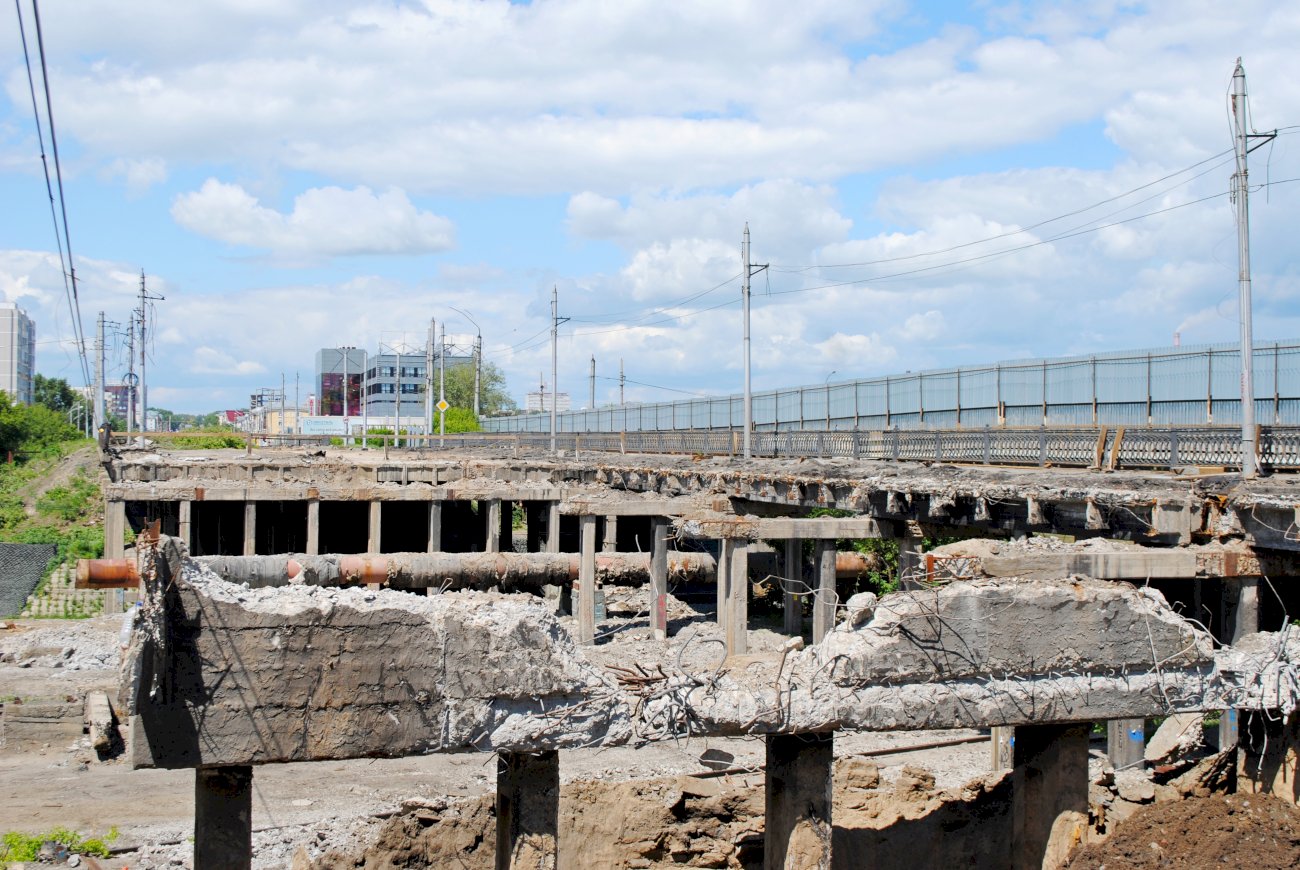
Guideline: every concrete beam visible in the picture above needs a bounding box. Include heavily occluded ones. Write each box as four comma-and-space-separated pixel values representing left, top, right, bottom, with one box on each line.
195, 766, 252, 870
764, 732, 833, 870
496, 750, 559, 870
978, 551, 1197, 580
562, 499, 688, 517
1010, 724, 1089, 870
680, 515, 892, 541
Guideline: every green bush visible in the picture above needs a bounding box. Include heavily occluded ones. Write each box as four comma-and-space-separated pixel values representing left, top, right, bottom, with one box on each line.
1, 826, 113, 863
35, 472, 99, 522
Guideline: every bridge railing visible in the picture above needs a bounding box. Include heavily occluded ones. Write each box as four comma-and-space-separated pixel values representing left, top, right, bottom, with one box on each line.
112, 425, 1297, 471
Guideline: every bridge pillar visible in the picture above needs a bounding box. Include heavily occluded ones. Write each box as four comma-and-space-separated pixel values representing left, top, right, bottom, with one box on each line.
428, 502, 442, 553
305, 499, 319, 555
105, 500, 126, 559
898, 529, 923, 590
546, 501, 561, 553
243, 501, 256, 556
990, 726, 1014, 771
649, 518, 668, 640
178, 499, 192, 552
496, 750, 559, 870
811, 539, 836, 643
764, 731, 833, 870
576, 515, 597, 645
726, 542, 749, 656
1010, 723, 1090, 870
367, 500, 381, 554
486, 499, 502, 553
716, 539, 731, 635
195, 765, 253, 870
1107, 719, 1146, 769
602, 515, 618, 552
782, 538, 803, 637
1220, 577, 1260, 750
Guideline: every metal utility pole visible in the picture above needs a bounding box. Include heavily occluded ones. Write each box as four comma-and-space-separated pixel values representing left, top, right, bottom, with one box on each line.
450, 307, 483, 419
294, 373, 299, 437
1231, 59, 1276, 478
136, 271, 163, 432
360, 349, 368, 446
125, 309, 136, 434
93, 312, 104, 434
740, 224, 768, 459
620, 358, 625, 405
589, 355, 596, 409
438, 323, 446, 444
550, 287, 558, 452
280, 372, 286, 438
426, 318, 435, 442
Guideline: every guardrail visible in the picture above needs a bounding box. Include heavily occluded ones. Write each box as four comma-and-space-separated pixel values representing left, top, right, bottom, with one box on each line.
109, 425, 1299, 471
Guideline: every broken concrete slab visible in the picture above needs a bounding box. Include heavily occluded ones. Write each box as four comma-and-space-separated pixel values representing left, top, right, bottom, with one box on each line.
128, 557, 630, 769
817, 577, 1213, 684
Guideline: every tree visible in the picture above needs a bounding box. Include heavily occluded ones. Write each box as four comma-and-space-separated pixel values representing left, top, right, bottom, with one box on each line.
33, 374, 81, 414
441, 361, 516, 415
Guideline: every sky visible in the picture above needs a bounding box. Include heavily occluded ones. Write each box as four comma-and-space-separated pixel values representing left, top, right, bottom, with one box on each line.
2, 0, 1300, 415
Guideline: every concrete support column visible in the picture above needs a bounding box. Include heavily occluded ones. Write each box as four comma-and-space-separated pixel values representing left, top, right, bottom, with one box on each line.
898, 530, 923, 590
1220, 576, 1261, 750
602, 516, 618, 552
195, 765, 253, 870
764, 732, 833, 870
525, 503, 542, 553
546, 502, 561, 553
105, 500, 126, 559
428, 502, 442, 553
782, 538, 802, 637
496, 750, 559, 870
178, 500, 192, 552
576, 515, 597, 645
649, 518, 668, 641
243, 501, 257, 557
368, 500, 382, 554
812, 540, 836, 644
1107, 719, 1146, 770
727, 542, 749, 656
305, 500, 320, 556
1010, 723, 1090, 870
500, 500, 514, 553
990, 726, 1014, 771
486, 499, 502, 553
716, 540, 731, 634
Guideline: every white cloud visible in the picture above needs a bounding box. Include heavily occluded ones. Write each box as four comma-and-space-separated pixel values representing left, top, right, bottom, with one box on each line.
189, 346, 266, 375
170, 180, 455, 258
104, 157, 168, 194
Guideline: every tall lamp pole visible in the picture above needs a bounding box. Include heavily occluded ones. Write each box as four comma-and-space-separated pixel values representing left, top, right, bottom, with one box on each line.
1231, 59, 1276, 478
741, 224, 768, 459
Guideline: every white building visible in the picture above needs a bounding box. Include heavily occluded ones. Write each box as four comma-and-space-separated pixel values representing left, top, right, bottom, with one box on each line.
0, 302, 35, 404
525, 390, 571, 413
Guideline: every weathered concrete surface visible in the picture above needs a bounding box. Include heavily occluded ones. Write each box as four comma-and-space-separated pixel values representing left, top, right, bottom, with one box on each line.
128, 558, 629, 769
124, 539, 1300, 768
193, 551, 717, 589
817, 577, 1212, 683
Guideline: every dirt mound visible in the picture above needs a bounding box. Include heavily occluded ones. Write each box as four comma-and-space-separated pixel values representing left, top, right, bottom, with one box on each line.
1064, 792, 1300, 869
307, 760, 1016, 869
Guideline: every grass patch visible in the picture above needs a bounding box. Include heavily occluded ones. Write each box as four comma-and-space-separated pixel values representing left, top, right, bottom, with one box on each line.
1, 826, 116, 864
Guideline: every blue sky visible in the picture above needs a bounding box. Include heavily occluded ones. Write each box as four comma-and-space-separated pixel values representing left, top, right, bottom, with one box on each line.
2, 0, 1300, 414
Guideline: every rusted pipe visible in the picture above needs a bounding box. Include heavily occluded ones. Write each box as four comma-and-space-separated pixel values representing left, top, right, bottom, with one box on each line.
75, 559, 141, 588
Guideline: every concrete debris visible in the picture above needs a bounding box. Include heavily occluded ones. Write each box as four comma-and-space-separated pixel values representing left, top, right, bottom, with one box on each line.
129, 559, 631, 768
817, 577, 1213, 683
1144, 713, 1206, 765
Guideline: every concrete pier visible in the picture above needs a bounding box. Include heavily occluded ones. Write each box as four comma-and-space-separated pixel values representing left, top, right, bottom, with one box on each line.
764, 732, 833, 870
726, 541, 749, 655
649, 517, 668, 640
783, 538, 802, 637
1010, 723, 1089, 870
243, 501, 257, 557
1221, 576, 1261, 750
577, 515, 597, 645
1107, 719, 1145, 769
195, 765, 253, 870
487, 499, 502, 553
496, 750, 559, 870
811, 540, 836, 643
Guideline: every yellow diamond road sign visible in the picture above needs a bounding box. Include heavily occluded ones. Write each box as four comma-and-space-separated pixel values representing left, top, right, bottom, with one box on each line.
436, 399, 449, 412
